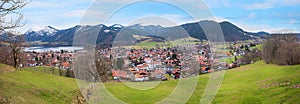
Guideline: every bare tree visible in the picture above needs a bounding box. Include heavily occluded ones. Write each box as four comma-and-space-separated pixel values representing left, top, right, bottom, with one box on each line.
94, 57, 112, 82
239, 48, 262, 65
0, 32, 25, 67
0, 0, 29, 67
0, 0, 29, 31
73, 48, 112, 82
0, 44, 13, 65
262, 34, 300, 65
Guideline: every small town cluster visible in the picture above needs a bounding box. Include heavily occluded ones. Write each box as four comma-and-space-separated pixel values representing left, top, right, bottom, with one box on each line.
22, 42, 259, 81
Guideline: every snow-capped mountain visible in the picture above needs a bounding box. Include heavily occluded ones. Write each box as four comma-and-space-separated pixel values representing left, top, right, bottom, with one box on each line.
22, 21, 271, 46
23, 24, 123, 45
25, 26, 58, 37
24, 26, 59, 42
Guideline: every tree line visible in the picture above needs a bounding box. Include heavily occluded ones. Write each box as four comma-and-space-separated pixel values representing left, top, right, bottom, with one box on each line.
236, 34, 300, 66
262, 34, 300, 65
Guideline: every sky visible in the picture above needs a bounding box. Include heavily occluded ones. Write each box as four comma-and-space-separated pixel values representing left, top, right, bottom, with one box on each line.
18, 0, 300, 33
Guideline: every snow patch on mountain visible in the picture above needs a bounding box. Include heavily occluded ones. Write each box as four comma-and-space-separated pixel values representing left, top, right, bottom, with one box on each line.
25, 26, 58, 37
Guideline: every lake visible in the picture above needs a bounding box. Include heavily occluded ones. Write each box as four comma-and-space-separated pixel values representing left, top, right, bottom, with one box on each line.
24, 46, 84, 52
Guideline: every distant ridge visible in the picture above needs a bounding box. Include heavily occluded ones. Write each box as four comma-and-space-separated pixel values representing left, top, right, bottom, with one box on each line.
23, 20, 270, 46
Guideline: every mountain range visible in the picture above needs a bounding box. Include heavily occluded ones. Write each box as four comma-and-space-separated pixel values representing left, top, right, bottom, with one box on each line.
23, 20, 270, 46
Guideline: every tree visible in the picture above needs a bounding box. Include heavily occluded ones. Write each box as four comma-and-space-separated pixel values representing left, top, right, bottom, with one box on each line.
0, 0, 29, 31
73, 47, 112, 82
8, 32, 24, 67
95, 57, 112, 82
239, 48, 262, 65
262, 34, 300, 65
113, 57, 124, 70
0, 0, 29, 67
0, 32, 25, 67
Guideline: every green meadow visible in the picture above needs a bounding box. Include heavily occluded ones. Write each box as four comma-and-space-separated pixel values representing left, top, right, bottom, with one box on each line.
0, 64, 79, 103
0, 61, 299, 103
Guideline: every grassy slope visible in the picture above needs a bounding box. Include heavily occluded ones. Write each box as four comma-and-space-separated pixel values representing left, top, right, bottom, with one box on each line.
134, 37, 198, 48
104, 61, 300, 103
22, 66, 62, 76
0, 65, 79, 103
135, 40, 161, 48
1, 61, 300, 103
213, 61, 300, 103
0, 64, 16, 74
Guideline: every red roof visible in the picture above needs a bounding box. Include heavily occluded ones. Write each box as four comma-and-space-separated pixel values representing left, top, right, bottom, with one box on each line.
137, 65, 144, 69
61, 62, 70, 67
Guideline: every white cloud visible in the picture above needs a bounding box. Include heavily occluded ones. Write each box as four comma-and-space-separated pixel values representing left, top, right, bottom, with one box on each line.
237, 23, 272, 32
288, 19, 297, 24
244, 2, 273, 10
281, 0, 300, 6
93, 0, 133, 4
207, 16, 230, 22
249, 13, 256, 18
28, 1, 61, 9
272, 29, 296, 33
203, 0, 231, 8
244, 0, 300, 10
26, 0, 92, 10
18, 0, 300, 33
62, 10, 86, 18
159, 14, 193, 25
18, 0, 95, 32
102, 14, 193, 27
232, 21, 299, 33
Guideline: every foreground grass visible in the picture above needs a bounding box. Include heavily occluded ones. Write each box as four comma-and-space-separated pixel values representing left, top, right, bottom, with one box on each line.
213, 61, 300, 103
0, 65, 79, 103
104, 61, 300, 103
101, 76, 209, 104
0, 64, 16, 74
22, 66, 61, 76
1, 61, 300, 103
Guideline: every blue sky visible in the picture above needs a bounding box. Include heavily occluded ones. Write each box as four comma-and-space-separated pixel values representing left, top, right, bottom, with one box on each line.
19, 0, 300, 33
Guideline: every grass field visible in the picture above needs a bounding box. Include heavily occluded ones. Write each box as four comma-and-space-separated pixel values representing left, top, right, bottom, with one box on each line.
135, 40, 165, 48
134, 37, 199, 48
0, 64, 16, 74
213, 61, 300, 103
1, 62, 300, 103
0, 64, 79, 103
22, 66, 61, 75
101, 61, 300, 103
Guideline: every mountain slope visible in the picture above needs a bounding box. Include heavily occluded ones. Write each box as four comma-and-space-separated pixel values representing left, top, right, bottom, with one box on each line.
220, 21, 251, 41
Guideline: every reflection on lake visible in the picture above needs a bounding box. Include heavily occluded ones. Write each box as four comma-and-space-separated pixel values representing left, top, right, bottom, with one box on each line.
24, 46, 84, 52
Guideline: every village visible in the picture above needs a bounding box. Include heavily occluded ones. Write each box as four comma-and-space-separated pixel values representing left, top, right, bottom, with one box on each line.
21, 41, 260, 82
